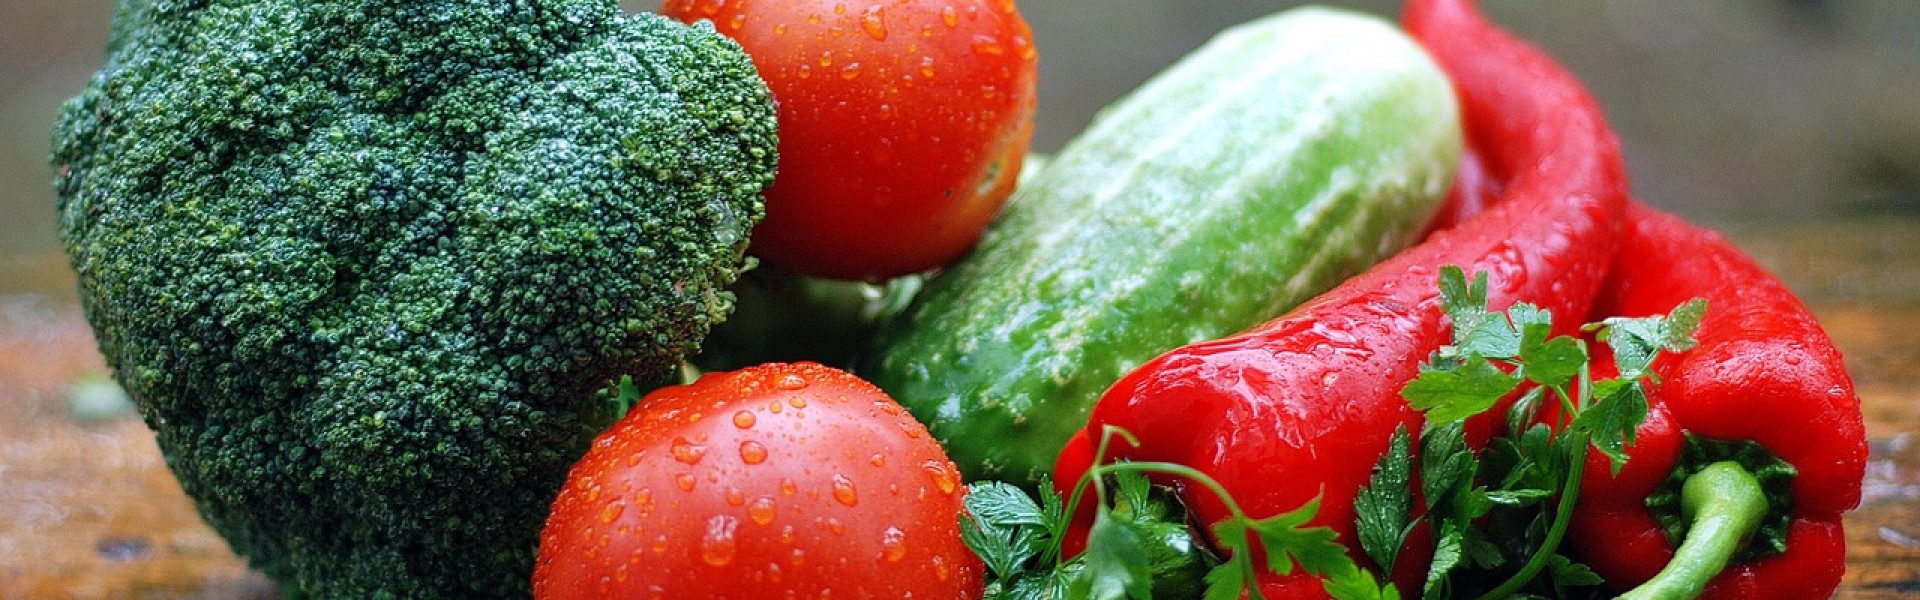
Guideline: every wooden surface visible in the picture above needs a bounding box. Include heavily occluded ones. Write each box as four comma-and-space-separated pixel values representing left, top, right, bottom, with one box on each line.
1, 219, 1917, 599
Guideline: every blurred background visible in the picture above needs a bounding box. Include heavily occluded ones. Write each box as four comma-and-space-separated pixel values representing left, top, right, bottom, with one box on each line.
5, 0, 1920, 299
3, 1, 1918, 598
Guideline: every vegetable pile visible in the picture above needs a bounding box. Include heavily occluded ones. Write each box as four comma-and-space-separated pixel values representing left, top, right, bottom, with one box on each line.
50, 0, 1866, 598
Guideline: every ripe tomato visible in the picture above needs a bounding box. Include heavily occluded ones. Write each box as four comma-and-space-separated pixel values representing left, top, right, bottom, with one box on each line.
660, 0, 1040, 280
534, 363, 982, 599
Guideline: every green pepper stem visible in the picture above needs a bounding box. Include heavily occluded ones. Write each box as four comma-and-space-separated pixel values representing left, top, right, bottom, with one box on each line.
1618, 461, 1770, 600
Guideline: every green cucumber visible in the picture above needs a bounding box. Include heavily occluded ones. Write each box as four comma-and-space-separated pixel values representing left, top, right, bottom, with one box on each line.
862, 7, 1463, 484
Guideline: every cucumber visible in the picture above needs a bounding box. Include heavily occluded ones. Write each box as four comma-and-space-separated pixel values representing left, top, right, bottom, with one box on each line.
862, 7, 1462, 484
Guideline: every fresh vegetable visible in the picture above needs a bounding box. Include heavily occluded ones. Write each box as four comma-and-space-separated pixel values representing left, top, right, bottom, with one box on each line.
1568, 204, 1866, 599
661, 0, 1039, 280
1353, 269, 1704, 599
1053, 0, 1630, 593
867, 6, 1464, 485
534, 363, 982, 599
50, 1, 777, 596
965, 430, 1393, 600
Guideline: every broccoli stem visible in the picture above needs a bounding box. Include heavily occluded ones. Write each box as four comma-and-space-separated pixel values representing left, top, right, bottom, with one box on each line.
1618, 461, 1769, 600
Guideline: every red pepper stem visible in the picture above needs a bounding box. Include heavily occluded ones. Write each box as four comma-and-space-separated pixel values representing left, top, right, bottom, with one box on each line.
1618, 461, 1770, 600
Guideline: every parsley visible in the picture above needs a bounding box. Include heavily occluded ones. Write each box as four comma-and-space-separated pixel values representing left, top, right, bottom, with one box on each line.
1390, 267, 1705, 598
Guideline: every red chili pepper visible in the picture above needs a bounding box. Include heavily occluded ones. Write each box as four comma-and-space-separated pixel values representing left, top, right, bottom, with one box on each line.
1568, 203, 1866, 599
1051, 0, 1628, 595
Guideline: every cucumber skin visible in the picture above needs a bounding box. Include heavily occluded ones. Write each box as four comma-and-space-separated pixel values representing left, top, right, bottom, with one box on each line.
862, 7, 1463, 485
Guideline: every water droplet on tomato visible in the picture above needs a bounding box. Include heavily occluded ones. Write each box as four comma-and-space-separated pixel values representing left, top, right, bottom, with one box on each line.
670, 437, 707, 465
768, 401, 783, 413
918, 55, 936, 78
940, 6, 959, 28
724, 486, 746, 507
826, 517, 846, 535
651, 534, 670, 554
841, 63, 862, 80
923, 459, 959, 494
970, 35, 1005, 56
600, 501, 625, 523
791, 547, 807, 565
831, 474, 859, 507
777, 374, 809, 390
740, 440, 768, 464
789, 396, 809, 409
859, 5, 887, 41
748, 497, 777, 525
869, 453, 886, 467
700, 515, 739, 566
727, 13, 746, 31
733, 410, 756, 429
780, 478, 798, 496
674, 473, 697, 491
817, 52, 834, 68
879, 527, 906, 562
779, 524, 796, 544
933, 555, 951, 581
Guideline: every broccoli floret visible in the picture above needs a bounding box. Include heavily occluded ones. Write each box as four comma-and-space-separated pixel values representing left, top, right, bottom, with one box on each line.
51, 1, 777, 597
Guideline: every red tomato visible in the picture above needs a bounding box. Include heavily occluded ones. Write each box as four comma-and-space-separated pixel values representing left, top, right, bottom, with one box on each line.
534, 363, 983, 599
659, 0, 1040, 280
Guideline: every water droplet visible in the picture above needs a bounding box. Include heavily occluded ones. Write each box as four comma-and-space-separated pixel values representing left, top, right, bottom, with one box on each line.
859, 5, 887, 41
733, 411, 757, 429
670, 437, 708, 465
933, 555, 951, 581
879, 527, 906, 562
840, 63, 862, 80
777, 374, 809, 390
790, 397, 809, 409
831, 474, 859, 507
774, 23, 788, 35
796, 64, 812, 79
748, 497, 778, 525
790, 547, 807, 565
740, 440, 768, 464
869, 453, 886, 467
780, 478, 798, 496
940, 6, 959, 28
970, 35, 1005, 56
826, 517, 846, 535
725, 486, 747, 507
600, 501, 625, 523
651, 534, 670, 554
779, 525, 797, 544
817, 52, 834, 68
675, 473, 697, 491
923, 460, 959, 494
768, 401, 783, 414
767, 561, 783, 583
701, 515, 739, 566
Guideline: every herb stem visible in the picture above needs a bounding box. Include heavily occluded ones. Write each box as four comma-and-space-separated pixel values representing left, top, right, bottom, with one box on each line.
1473, 428, 1588, 600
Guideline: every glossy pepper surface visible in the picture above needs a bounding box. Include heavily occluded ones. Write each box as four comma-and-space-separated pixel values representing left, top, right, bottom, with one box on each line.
1569, 203, 1867, 599
1052, 0, 1629, 595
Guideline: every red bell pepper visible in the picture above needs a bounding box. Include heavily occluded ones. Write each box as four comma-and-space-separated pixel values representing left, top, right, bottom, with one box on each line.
1051, 0, 1629, 595
1569, 203, 1866, 599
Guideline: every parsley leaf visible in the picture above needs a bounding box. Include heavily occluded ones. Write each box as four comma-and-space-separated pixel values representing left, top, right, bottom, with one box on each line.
962, 482, 1048, 582
1074, 510, 1154, 600
1403, 357, 1523, 424
1354, 426, 1415, 577
1573, 378, 1650, 473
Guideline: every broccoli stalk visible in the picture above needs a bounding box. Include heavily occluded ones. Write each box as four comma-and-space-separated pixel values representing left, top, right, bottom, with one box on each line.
51, 1, 778, 597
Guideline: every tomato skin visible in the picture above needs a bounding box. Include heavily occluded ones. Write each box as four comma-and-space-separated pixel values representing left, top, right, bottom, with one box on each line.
660, 0, 1039, 280
534, 363, 982, 599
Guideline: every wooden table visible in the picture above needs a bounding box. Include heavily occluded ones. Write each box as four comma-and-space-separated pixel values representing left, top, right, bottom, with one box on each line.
2, 218, 1916, 599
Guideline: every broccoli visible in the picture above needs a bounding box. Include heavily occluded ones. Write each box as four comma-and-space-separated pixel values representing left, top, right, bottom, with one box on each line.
51, 0, 777, 597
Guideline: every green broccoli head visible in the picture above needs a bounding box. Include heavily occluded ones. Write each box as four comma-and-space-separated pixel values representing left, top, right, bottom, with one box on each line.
52, 1, 777, 596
